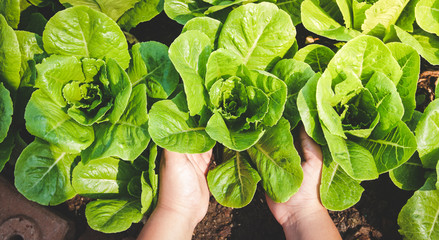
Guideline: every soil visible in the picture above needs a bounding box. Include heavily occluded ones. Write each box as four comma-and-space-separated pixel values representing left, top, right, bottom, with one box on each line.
3, 9, 439, 240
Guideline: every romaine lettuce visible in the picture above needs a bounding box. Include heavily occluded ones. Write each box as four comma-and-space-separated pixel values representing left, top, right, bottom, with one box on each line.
297, 35, 418, 210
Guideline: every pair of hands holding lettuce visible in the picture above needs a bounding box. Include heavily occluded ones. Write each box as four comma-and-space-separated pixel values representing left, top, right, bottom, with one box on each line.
150, 2, 419, 211
139, 128, 341, 240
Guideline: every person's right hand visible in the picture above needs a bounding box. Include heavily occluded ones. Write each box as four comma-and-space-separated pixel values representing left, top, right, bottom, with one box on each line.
266, 126, 324, 226
266, 126, 341, 240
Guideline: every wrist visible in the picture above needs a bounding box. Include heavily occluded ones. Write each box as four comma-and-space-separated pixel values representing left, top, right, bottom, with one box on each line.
154, 204, 201, 230
280, 201, 327, 229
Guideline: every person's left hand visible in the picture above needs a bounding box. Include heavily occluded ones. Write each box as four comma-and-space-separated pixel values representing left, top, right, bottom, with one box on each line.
156, 149, 213, 227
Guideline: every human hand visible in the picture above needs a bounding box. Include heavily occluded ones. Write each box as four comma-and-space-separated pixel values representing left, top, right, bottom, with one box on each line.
266, 126, 324, 225
266, 126, 341, 240
156, 149, 213, 226
138, 149, 213, 240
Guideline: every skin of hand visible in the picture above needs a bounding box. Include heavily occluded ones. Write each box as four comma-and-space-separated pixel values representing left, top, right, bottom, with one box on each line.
137, 149, 213, 240
266, 126, 341, 240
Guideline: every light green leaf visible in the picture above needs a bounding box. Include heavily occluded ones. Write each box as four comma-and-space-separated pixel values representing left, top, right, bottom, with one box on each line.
390, 152, 426, 190
207, 149, 261, 208
0, 0, 20, 28
0, 83, 13, 143
387, 42, 420, 122
149, 93, 215, 153
352, 0, 372, 30
361, 0, 410, 38
128, 41, 178, 99
14, 139, 77, 205
168, 30, 211, 116
27, 0, 51, 6
203, 0, 252, 15
320, 146, 364, 211
365, 72, 404, 138
205, 48, 243, 90
43, 6, 130, 69
0, 14, 20, 90
35, 55, 84, 107
337, 0, 353, 28
72, 157, 137, 197
315, 71, 346, 138
141, 143, 158, 213
15, 31, 46, 87
323, 124, 378, 180
247, 118, 303, 202
182, 17, 222, 47
272, 59, 315, 129
102, 58, 132, 124
297, 73, 326, 144
206, 112, 264, 151
415, 0, 439, 36
164, 0, 208, 25
218, 2, 296, 70
25, 90, 94, 154
242, 85, 269, 124
398, 177, 439, 240
81, 84, 149, 161
209, 76, 251, 121
141, 171, 153, 214
292, 44, 335, 73
393, 25, 439, 65
325, 35, 402, 85
247, 70, 287, 127
416, 99, 439, 169
85, 199, 143, 233
60, 0, 141, 21
118, 0, 163, 31
301, 0, 361, 41
358, 121, 417, 173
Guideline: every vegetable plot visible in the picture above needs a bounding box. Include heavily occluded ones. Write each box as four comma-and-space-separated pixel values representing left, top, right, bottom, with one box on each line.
1, 0, 439, 238
149, 2, 304, 207
297, 35, 418, 210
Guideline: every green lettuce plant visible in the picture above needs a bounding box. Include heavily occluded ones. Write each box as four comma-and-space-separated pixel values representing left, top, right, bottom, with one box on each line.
297, 35, 418, 210
150, 2, 304, 208
301, 0, 439, 65
14, 5, 149, 205
10, 6, 180, 234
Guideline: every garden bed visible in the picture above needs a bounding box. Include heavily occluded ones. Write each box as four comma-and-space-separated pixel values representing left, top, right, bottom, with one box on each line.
2, 2, 439, 239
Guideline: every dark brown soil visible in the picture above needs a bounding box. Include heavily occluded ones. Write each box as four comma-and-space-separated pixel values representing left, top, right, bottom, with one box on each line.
417, 66, 439, 112
192, 173, 411, 240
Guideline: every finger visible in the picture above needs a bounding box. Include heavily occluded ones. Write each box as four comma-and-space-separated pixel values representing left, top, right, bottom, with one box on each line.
299, 127, 323, 166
